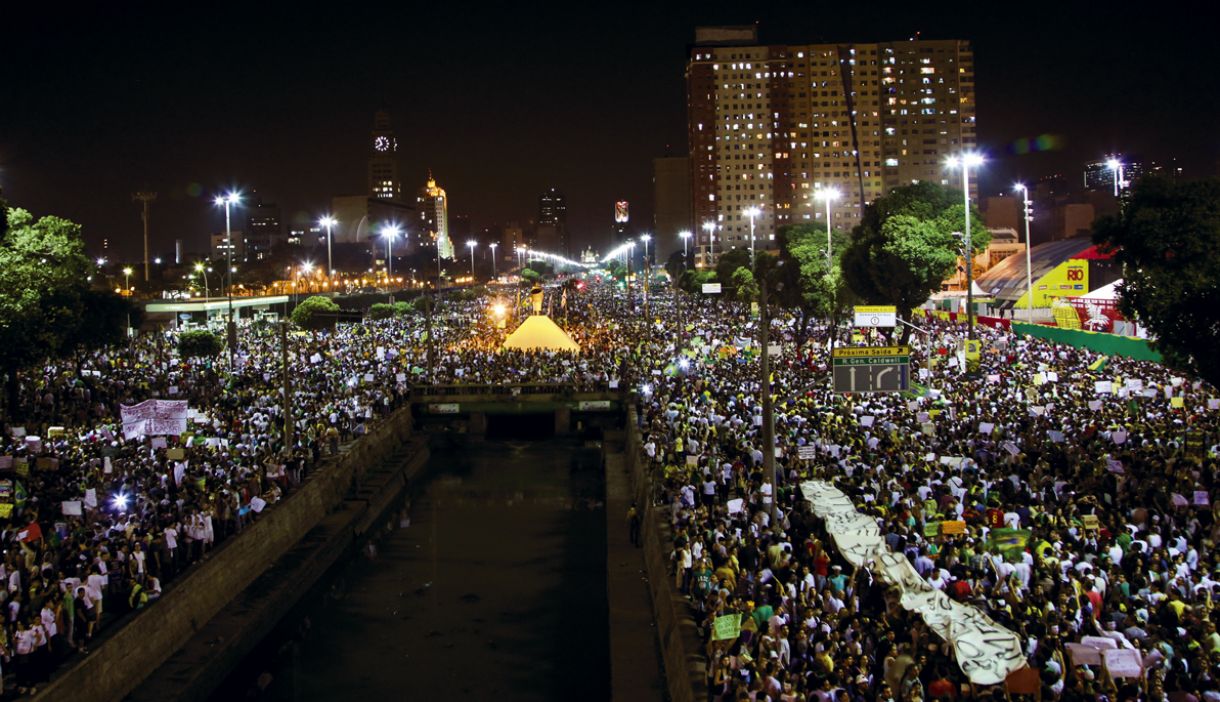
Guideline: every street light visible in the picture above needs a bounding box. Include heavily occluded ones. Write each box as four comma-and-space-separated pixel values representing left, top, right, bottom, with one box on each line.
744, 206, 761, 262
678, 230, 691, 260
945, 152, 984, 339
702, 221, 717, 267
489, 242, 498, 278
194, 262, 210, 299
381, 224, 401, 287
212, 192, 241, 367
1014, 183, 1036, 323
122, 266, 133, 294
814, 187, 841, 265
640, 233, 651, 267
318, 215, 337, 277
1106, 157, 1125, 197
467, 239, 477, 278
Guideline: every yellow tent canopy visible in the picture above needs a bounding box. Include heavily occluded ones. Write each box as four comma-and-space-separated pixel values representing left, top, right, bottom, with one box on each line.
501, 315, 580, 352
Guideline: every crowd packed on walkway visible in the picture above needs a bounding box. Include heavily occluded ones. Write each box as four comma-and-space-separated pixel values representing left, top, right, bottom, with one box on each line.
625, 287, 1220, 701
1, 277, 1217, 700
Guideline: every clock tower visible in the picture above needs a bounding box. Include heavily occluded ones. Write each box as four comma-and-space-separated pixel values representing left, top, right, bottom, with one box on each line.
368, 109, 401, 201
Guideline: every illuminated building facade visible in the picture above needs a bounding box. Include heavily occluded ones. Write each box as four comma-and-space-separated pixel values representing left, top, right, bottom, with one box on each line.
688, 28, 976, 253
417, 173, 454, 260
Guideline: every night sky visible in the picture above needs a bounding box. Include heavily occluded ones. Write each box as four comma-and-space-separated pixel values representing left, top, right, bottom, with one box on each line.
2, 2, 1216, 260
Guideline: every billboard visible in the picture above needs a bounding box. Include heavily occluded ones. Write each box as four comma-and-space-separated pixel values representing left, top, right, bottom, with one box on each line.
614, 201, 629, 223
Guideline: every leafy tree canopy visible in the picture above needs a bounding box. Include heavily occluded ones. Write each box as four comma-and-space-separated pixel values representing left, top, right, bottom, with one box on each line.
178, 329, 224, 359
1093, 176, 1220, 388
841, 183, 985, 339
290, 295, 340, 330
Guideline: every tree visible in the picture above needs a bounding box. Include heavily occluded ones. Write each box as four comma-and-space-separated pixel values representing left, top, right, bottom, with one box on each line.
178, 330, 224, 359
0, 207, 94, 416
841, 183, 986, 341
366, 302, 396, 321
776, 224, 856, 348
291, 295, 340, 330
714, 248, 752, 295
731, 267, 759, 307
678, 268, 716, 294
1093, 177, 1220, 389
521, 268, 542, 283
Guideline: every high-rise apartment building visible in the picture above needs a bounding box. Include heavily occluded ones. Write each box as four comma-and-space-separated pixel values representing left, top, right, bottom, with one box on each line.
537, 188, 568, 254
417, 173, 454, 260
369, 109, 401, 201
653, 156, 693, 259
687, 28, 976, 258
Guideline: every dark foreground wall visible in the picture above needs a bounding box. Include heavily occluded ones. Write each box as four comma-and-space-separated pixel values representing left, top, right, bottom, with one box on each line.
33, 405, 419, 702
624, 408, 707, 702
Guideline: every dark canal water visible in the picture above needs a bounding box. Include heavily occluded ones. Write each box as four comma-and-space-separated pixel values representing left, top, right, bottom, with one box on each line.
212, 436, 609, 701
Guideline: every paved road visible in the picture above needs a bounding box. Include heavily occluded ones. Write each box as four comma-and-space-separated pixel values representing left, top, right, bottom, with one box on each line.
214, 438, 609, 701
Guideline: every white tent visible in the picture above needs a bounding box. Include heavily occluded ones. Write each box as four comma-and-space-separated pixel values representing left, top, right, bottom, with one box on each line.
1081, 278, 1122, 301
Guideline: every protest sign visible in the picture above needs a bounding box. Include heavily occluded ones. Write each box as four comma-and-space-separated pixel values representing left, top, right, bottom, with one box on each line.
712, 613, 743, 641
1103, 649, 1143, 679
121, 399, 189, 438
62, 501, 83, 516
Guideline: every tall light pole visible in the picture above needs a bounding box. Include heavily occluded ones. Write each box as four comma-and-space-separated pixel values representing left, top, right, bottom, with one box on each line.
381, 224, 401, 288
194, 262, 210, 299
489, 242, 498, 278
213, 192, 241, 368
1106, 157, 1125, 198
122, 266, 133, 294
1014, 183, 1036, 323
744, 206, 761, 263
133, 191, 156, 282
946, 153, 984, 339
640, 233, 652, 316
814, 187, 841, 266
467, 239, 477, 278
679, 230, 691, 260
702, 221, 717, 268
319, 215, 337, 278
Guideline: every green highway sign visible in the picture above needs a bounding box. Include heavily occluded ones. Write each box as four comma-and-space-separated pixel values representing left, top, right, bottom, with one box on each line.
832, 346, 911, 393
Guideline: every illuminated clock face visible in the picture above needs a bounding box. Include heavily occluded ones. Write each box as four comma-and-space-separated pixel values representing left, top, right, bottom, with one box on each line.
374, 136, 390, 152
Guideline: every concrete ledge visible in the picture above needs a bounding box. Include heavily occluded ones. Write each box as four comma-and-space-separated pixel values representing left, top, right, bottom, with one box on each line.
625, 409, 707, 702
34, 406, 418, 702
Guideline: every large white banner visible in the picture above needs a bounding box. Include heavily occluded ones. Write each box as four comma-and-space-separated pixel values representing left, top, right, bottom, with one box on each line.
802, 479, 1027, 686
120, 400, 189, 439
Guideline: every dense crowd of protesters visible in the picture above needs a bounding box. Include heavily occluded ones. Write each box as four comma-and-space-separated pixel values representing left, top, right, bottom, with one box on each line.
2, 277, 1217, 701
626, 287, 1220, 701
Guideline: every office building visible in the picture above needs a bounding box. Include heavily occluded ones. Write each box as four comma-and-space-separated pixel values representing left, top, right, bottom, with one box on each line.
417, 173, 454, 260
244, 197, 283, 261
210, 230, 246, 260
687, 28, 976, 257
369, 109, 401, 201
537, 188, 568, 254
653, 156, 692, 258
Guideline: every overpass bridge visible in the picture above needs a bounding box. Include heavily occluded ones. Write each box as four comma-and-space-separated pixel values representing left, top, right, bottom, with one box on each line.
409, 382, 626, 437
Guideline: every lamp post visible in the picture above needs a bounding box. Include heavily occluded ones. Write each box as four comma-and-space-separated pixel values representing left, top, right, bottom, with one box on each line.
744, 206, 761, 263
679, 230, 691, 260
946, 153, 984, 340
702, 221, 717, 267
122, 266, 133, 294
319, 215, 337, 277
467, 239, 477, 278
381, 224, 400, 288
640, 233, 652, 316
213, 192, 241, 368
814, 187, 841, 266
1106, 157, 1125, 198
489, 242, 498, 278
194, 262, 210, 299
1014, 183, 1035, 323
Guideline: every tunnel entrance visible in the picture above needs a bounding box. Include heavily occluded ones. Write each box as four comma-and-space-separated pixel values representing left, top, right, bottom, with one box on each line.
485, 412, 556, 440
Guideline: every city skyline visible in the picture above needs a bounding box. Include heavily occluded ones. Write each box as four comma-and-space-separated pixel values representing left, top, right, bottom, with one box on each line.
2, 3, 1216, 260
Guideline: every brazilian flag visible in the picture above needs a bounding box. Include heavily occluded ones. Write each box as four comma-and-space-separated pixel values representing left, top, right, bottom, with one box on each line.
1088, 356, 1109, 373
